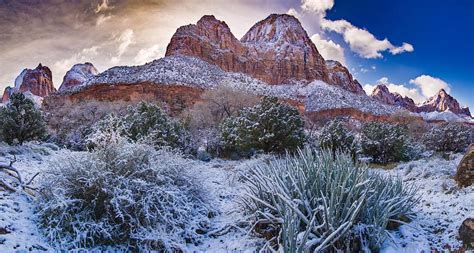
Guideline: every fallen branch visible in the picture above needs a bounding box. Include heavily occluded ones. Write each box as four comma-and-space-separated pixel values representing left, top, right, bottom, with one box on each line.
0, 155, 39, 195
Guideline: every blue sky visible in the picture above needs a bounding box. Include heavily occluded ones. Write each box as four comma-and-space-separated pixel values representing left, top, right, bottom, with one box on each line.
1, 0, 472, 109
323, 0, 474, 109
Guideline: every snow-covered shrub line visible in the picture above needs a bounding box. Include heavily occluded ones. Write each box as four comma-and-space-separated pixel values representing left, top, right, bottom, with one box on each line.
241, 148, 419, 252
36, 135, 210, 251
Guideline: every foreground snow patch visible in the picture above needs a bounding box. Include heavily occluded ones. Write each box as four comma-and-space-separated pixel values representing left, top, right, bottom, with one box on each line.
381, 154, 474, 252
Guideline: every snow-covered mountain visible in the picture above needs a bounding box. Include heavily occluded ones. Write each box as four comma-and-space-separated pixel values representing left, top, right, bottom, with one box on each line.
59, 63, 98, 91
165, 14, 364, 94
1, 64, 56, 103
371, 84, 471, 119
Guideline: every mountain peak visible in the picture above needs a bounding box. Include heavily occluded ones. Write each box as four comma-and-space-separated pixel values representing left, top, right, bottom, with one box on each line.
166, 14, 330, 85
241, 13, 309, 45
419, 88, 470, 116
371, 84, 416, 111
59, 62, 98, 91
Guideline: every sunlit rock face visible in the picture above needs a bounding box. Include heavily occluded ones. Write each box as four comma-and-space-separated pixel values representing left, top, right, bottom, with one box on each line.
325, 60, 365, 95
14, 64, 56, 98
1, 86, 13, 104
167, 14, 348, 88
59, 63, 98, 91
418, 89, 471, 116
370, 84, 417, 112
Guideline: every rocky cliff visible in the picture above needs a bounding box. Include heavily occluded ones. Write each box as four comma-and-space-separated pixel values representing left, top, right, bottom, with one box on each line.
59, 63, 98, 91
2, 64, 56, 104
1, 86, 13, 104
166, 14, 363, 93
370, 84, 417, 112
14, 64, 56, 97
418, 89, 471, 116
371, 85, 471, 118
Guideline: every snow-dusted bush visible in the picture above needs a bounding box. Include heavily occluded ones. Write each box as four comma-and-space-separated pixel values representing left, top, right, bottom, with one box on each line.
88, 102, 193, 153
220, 97, 305, 156
0, 93, 46, 145
241, 148, 418, 252
360, 122, 409, 164
37, 135, 209, 250
422, 122, 472, 152
319, 119, 358, 159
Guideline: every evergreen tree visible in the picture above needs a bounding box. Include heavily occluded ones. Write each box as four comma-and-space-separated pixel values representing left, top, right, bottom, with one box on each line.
0, 93, 46, 145
319, 119, 357, 159
360, 122, 408, 164
220, 96, 305, 155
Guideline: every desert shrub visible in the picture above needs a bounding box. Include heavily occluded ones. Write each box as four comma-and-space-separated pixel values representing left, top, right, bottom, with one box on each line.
241, 148, 418, 252
88, 102, 192, 153
0, 93, 46, 145
319, 119, 358, 158
422, 122, 472, 152
37, 134, 209, 250
360, 122, 408, 164
220, 96, 305, 156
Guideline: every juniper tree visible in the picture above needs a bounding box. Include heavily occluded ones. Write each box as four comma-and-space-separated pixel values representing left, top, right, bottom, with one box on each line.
220, 96, 305, 155
0, 93, 46, 145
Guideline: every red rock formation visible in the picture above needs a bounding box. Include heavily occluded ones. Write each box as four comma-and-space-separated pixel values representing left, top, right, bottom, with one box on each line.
166, 14, 334, 86
1, 86, 13, 104
325, 60, 365, 95
370, 84, 417, 111
418, 89, 471, 116
59, 63, 98, 91
15, 64, 56, 97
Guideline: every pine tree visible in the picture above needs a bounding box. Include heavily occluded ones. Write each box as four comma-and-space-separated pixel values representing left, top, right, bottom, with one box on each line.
0, 93, 47, 145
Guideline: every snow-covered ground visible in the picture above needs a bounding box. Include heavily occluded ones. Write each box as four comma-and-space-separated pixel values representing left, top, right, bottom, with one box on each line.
0, 142, 472, 252
380, 154, 474, 252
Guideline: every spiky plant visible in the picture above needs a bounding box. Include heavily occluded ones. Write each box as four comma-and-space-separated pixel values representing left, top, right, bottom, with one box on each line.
241, 148, 419, 252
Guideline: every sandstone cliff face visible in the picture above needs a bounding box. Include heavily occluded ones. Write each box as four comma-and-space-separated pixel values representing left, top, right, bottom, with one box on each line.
325, 60, 365, 95
59, 63, 98, 91
418, 89, 471, 116
15, 64, 56, 97
166, 14, 337, 87
1, 86, 13, 104
370, 84, 417, 112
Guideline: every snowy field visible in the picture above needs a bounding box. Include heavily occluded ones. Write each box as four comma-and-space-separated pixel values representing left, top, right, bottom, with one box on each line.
0, 142, 472, 252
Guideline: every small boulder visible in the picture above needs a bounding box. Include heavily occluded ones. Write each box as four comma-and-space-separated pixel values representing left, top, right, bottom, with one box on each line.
459, 218, 474, 248
455, 144, 474, 187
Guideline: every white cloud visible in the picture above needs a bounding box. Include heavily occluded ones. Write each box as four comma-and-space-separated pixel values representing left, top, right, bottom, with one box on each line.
286, 8, 300, 18
390, 42, 414, 55
117, 29, 134, 56
95, 0, 112, 13
363, 84, 376, 95
321, 18, 414, 59
301, 0, 334, 14
409, 75, 450, 98
134, 44, 162, 64
310, 34, 345, 65
96, 14, 113, 26
110, 29, 135, 64
53, 46, 100, 76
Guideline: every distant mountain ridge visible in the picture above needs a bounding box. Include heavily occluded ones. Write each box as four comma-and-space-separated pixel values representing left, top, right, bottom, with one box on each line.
370, 84, 471, 117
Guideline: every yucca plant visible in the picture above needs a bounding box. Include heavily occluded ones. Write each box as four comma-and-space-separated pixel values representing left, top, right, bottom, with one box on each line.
241, 148, 419, 252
